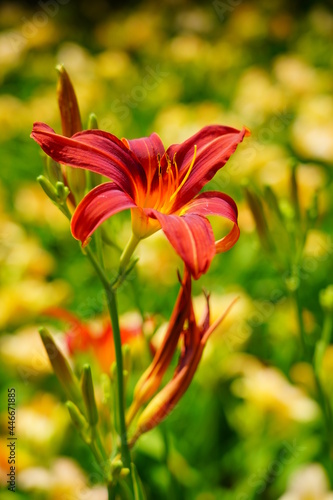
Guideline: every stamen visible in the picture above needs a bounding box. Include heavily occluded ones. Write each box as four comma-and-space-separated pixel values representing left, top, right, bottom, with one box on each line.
153, 156, 163, 209
170, 145, 197, 202
173, 152, 179, 187
165, 152, 171, 170
157, 153, 161, 175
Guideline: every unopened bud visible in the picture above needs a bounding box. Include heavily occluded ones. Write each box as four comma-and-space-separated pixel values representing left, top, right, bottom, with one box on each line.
66, 401, 89, 438
66, 167, 86, 203
37, 175, 58, 202
81, 364, 99, 426
86, 113, 101, 189
88, 113, 98, 129
56, 64, 82, 137
56, 181, 70, 203
39, 327, 82, 404
46, 156, 63, 184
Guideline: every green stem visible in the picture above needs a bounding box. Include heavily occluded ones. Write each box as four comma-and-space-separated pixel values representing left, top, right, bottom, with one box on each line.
119, 234, 140, 273
322, 313, 333, 347
105, 286, 134, 493
85, 245, 110, 289
293, 288, 310, 361
294, 291, 333, 483
83, 245, 134, 495
108, 483, 117, 500
58, 199, 133, 494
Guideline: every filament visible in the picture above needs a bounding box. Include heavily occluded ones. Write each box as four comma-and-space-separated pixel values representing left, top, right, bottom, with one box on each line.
170, 145, 197, 202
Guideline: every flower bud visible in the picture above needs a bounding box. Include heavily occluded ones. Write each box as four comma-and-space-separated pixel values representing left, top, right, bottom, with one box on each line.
56, 181, 70, 203
66, 167, 86, 204
66, 401, 90, 439
39, 327, 82, 405
81, 364, 99, 426
37, 175, 58, 202
56, 64, 82, 137
88, 113, 98, 129
86, 114, 102, 189
46, 156, 63, 184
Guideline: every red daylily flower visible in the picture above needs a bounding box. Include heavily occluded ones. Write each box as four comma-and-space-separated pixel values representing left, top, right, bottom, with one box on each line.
31, 123, 248, 278
45, 307, 142, 373
128, 278, 236, 446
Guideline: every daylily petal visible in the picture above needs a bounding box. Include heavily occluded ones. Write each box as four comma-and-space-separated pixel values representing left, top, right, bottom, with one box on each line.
164, 125, 247, 210
31, 123, 146, 200
145, 209, 215, 279
215, 224, 240, 253
182, 191, 240, 252
126, 268, 191, 425
71, 182, 136, 245
122, 133, 165, 188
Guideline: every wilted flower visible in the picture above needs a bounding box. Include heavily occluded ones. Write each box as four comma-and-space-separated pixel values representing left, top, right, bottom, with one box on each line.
128, 269, 236, 445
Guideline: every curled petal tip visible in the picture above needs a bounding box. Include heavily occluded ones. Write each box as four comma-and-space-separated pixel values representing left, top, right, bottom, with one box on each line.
82, 237, 91, 248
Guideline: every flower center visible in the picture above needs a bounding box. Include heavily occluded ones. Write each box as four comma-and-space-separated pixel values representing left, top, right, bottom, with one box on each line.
152, 145, 197, 213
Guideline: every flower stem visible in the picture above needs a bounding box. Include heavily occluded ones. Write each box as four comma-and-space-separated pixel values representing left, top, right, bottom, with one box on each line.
294, 288, 333, 483
105, 286, 134, 492
119, 233, 140, 273
84, 245, 134, 495
53, 198, 134, 494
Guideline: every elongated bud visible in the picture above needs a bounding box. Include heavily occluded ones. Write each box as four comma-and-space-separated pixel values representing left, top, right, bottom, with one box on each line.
81, 364, 99, 426
39, 327, 82, 404
56, 64, 82, 137
86, 113, 101, 190
88, 113, 98, 129
66, 401, 90, 438
66, 167, 86, 203
243, 183, 274, 253
100, 373, 112, 406
56, 181, 70, 203
37, 175, 59, 202
46, 156, 63, 184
